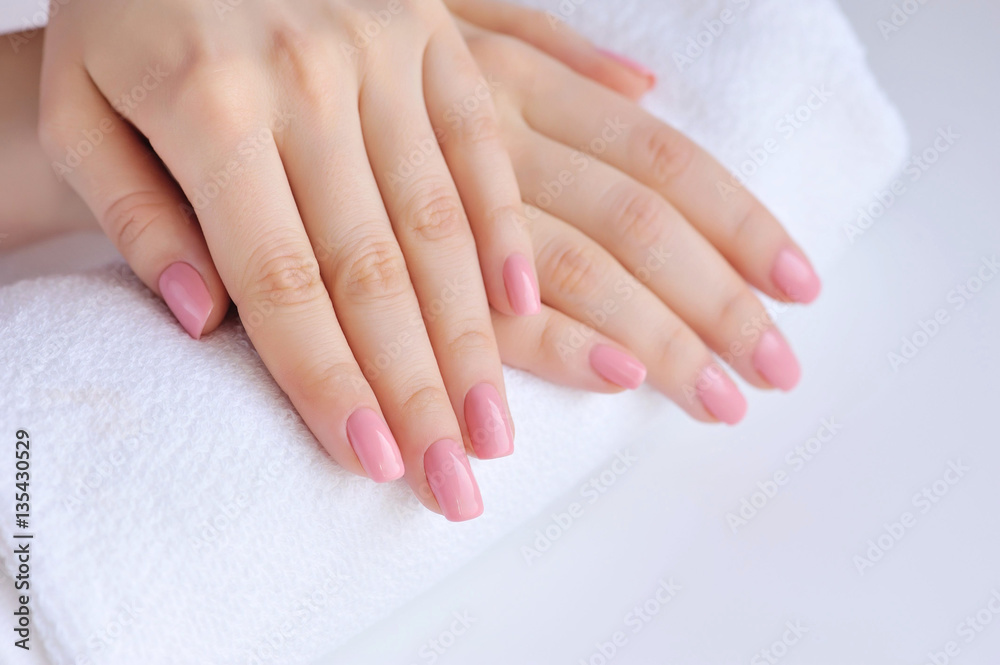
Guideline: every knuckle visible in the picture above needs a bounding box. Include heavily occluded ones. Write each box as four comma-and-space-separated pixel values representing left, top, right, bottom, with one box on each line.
538, 315, 574, 357
716, 288, 757, 330
485, 204, 525, 234
400, 383, 451, 417
103, 191, 173, 254
446, 326, 495, 359
451, 109, 502, 146
170, 66, 258, 137
635, 123, 695, 185
543, 242, 606, 295
404, 183, 467, 242
268, 26, 339, 109
293, 360, 366, 406
653, 321, 699, 369
340, 238, 412, 300
731, 202, 763, 245
245, 246, 326, 308
464, 33, 533, 85
608, 186, 666, 248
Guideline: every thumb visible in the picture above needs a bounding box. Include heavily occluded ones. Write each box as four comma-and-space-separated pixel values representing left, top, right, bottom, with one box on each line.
38, 60, 229, 339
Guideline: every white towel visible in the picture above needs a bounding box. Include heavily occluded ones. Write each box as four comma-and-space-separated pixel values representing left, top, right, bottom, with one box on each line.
0, 1, 908, 663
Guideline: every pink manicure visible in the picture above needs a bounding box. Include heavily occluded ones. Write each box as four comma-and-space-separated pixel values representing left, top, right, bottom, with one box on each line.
158, 262, 213, 339
465, 384, 514, 460
424, 439, 483, 522
346, 408, 405, 483
696, 366, 747, 425
503, 253, 542, 316
590, 344, 647, 390
771, 248, 822, 304
598, 48, 657, 86
753, 330, 801, 392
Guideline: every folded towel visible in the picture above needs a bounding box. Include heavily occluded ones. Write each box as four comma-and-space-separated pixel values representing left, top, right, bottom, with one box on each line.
0, 0, 908, 663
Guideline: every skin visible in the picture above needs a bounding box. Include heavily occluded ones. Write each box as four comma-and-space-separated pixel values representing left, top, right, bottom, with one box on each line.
2, 1, 819, 519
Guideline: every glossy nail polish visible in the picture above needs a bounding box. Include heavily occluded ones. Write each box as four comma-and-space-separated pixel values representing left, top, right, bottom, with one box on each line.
346, 408, 405, 483
598, 48, 657, 87
771, 248, 822, 304
590, 344, 647, 389
752, 330, 801, 392
424, 439, 483, 522
696, 366, 747, 425
503, 253, 542, 316
465, 384, 514, 460
158, 262, 213, 339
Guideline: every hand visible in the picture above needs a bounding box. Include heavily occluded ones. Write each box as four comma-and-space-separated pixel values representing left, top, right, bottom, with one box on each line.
451, 7, 822, 424
37, 0, 546, 521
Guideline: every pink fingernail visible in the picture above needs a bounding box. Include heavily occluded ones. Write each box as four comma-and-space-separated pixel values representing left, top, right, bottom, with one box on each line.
503, 253, 542, 316
597, 48, 657, 86
590, 344, 647, 390
158, 262, 213, 339
465, 383, 514, 460
696, 366, 747, 425
753, 330, 801, 392
771, 248, 822, 304
346, 408, 405, 483
424, 439, 483, 522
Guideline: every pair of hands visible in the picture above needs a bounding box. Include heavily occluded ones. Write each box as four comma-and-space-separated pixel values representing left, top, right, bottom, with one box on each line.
36, 0, 821, 520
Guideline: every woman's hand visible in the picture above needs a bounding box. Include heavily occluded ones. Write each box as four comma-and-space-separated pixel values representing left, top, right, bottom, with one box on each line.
451, 9, 821, 424
38, 0, 546, 521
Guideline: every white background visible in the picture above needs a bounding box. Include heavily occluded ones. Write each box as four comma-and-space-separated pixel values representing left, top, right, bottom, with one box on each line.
323, 1, 1000, 663
0, 1, 996, 664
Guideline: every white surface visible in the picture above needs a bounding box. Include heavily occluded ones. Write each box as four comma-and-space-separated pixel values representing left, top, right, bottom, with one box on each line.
0, 2, 994, 665
0, 1, 911, 663
324, 2, 1000, 664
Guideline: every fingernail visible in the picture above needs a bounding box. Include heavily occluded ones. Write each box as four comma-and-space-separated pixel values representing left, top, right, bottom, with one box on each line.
465, 383, 514, 460
752, 330, 801, 392
158, 262, 213, 339
598, 48, 657, 87
346, 408, 405, 483
696, 366, 747, 425
590, 344, 647, 389
503, 253, 542, 316
771, 248, 822, 304
424, 439, 483, 522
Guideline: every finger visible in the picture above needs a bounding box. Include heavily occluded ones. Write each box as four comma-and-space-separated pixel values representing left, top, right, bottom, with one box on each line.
363, 49, 514, 471
530, 207, 748, 425
514, 131, 801, 392
278, 70, 483, 519
37, 61, 228, 339
139, 83, 406, 485
446, 2, 653, 99
492, 304, 646, 394
517, 57, 822, 304
424, 25, 541, 318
